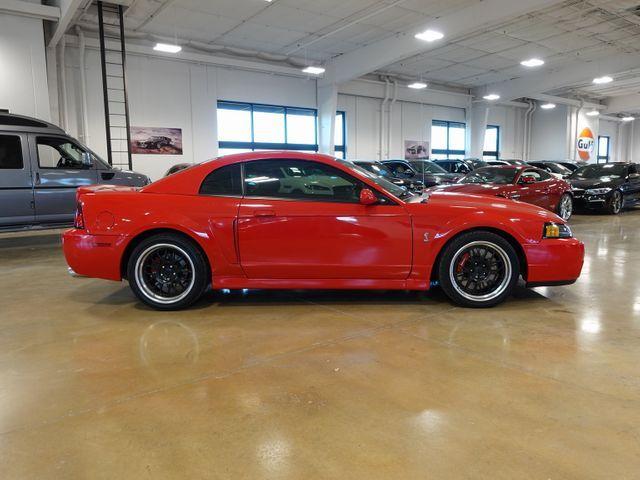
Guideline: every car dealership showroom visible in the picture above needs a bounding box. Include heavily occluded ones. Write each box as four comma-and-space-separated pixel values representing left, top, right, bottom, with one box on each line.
2, 0, 640, 477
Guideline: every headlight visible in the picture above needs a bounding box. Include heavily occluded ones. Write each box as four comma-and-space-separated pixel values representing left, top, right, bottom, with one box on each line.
543, 222, 572, 239
585, 187, 611, 195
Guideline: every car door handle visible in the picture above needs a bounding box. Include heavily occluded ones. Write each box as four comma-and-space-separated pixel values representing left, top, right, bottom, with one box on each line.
35, 172, 41, 185
253, 210, 275, 217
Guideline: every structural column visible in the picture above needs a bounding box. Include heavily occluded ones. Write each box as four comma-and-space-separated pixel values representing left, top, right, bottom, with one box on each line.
466, 103, 489, 159
317, 83, 338, 155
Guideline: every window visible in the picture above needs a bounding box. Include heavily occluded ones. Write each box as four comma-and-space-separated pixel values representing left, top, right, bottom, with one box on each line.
200, 163, 242, 196
431, 120, 466, 159
217, 101, 346, 158
597, 136, 610, 163
0, 135, 23, 169
37, 137, 87, 169
244, 159, 361, 202
483, 125, 500, 160
520, 169, 552, 182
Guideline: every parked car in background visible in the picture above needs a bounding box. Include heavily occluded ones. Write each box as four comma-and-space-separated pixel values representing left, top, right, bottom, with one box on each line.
406, 159, 461, 184
545, 160, 581, 172
351, 160, 424, 192
528, 161, 573, 179
487, 159, 528, 167
63, 151, 584, 310
0, 113, 150, 231
428, 165, 574, 220
165, 163, 191, 176
568, 162, 640, 214
434, 158, 488, 175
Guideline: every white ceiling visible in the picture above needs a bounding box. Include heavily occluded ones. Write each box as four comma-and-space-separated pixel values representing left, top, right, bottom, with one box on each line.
76, 0, 640, 104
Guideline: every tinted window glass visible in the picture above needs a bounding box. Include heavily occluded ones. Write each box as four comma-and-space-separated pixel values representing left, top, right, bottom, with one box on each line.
570, 164, 628, 179
200, 163, 242, 196
520, 169, 551, 182
244, 159, 361, 202
0, 135, 23, 169
37, 137, 87, 169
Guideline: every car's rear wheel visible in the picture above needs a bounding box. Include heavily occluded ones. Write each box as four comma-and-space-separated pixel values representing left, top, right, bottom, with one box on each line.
557, 193, 573, 221
607, 190, 623, 215
127, 233, 208, 310
438, 231, 519, 308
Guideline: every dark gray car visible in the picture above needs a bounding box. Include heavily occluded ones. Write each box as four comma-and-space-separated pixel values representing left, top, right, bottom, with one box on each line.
0, 113, 150, 231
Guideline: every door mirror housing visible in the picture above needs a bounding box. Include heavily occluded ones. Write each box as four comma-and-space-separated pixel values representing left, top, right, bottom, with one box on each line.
628, 173, 640, 180
81, 152, 93, 168
519, 175, 536, 185
359, 188, 378, 205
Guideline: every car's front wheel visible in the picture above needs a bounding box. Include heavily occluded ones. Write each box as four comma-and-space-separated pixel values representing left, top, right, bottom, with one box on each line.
438, 231, 520, 308
557, 193, 573, 221
127, 233, 209, 310
607, 190, 623, 215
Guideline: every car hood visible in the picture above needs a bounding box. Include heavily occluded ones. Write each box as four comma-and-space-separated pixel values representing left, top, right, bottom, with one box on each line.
569, 177, 622, 189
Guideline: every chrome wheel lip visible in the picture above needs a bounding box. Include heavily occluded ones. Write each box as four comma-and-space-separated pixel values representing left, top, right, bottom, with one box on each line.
559, 194, 573, 220
134, 243, 195, 305
449, 241, 512, 302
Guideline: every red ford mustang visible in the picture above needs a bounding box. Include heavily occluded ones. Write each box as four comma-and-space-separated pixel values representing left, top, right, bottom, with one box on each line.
429, 166, 574, 221
62, 152, 584, 310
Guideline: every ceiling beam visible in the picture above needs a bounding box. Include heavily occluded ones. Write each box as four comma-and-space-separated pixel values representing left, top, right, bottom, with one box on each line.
528, 93, 603, 110
473, 54, 640, 102
604, 93, 640, 115
321, 0, 563, 86
48, 0, 86, 47
0, 0, 60, 21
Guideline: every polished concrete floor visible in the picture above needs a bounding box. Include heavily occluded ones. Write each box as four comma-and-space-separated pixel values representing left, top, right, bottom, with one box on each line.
1, 212, 639, 479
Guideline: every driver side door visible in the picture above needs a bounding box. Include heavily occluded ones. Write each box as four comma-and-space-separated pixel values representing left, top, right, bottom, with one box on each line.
29, 134, 98, 225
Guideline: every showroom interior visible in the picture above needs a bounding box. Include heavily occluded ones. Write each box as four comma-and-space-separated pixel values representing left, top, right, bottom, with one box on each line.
1, 0, 640, 477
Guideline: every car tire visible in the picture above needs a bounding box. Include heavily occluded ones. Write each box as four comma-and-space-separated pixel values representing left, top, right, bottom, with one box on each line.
127, 233, 209, 310
437, 231, 520, 308
557, 193, 573, 221
606, 190, 623, 215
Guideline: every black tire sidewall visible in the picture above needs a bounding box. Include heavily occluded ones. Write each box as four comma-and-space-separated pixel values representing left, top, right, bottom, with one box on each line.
438, 231, 520, 308
127, 233, 208, 310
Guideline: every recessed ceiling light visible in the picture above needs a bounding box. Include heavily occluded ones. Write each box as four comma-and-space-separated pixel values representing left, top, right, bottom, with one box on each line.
153, 43, 181, 53
302, 66, 325, 75
521, 58, 544, 67
415, 29, 444, 42
540, 102, 556, 109
408, 82, 427, 89
483, 94, 500, 101
586, 109, 600, 116
622, 116, 635, 122
593, 75, 613, 84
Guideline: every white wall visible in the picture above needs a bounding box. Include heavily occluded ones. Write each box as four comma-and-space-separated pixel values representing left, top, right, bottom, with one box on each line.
0, 13, 50, 120
529, 105, 570, 161
487, 105, 525, 159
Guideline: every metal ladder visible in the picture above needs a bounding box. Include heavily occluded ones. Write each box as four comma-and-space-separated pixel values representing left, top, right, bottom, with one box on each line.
97, 1, 132, 170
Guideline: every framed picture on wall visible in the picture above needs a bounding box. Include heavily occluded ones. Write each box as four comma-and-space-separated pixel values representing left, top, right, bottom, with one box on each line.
404, 140, 429, 160
130, 127, 183, 155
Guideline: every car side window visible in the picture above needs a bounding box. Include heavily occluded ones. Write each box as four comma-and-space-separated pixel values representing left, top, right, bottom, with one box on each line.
521, 169, 545, 182
37, 136, 87, 169
453, 162, 470, 174
628, 165, 638, 175
244, 159, 362, 203
200, 163, 242, 196
0, 135, 23, 169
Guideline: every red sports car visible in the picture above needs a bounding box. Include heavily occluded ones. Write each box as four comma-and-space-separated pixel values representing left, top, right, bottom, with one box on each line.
62, 152, 584, 310
429, 166, 574, 220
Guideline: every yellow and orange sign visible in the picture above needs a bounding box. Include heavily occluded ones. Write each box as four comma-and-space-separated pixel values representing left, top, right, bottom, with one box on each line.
576, 127, 594, 161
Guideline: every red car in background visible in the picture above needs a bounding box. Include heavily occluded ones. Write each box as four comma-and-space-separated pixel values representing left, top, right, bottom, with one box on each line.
429, 166, 574, 221
62, 152, 583, 310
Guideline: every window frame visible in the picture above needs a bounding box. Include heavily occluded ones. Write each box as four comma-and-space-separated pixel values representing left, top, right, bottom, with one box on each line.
483, 125, 500, 160
597, 135, 610, 164
35, 135, 90, 170
217, 100, 347, 157
0, 134, 24, 170
431, 120, 466, 159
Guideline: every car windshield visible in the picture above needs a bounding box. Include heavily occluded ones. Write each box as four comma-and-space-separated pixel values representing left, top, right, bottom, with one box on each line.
543, 163, 572, 174
409, 161, 447, 174
354, 161, 393, 178
470, 159, 489, 168
569, 164, 628, 179
338, 160, 413, 199
459, 167, 518, 185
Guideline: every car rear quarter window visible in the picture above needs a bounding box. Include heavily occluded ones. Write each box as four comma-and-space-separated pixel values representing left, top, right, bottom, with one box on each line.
200, 163, 242, 196
0, 135, 23, 169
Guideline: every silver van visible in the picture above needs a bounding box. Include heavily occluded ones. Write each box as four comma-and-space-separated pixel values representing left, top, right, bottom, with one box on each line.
0, 113, 150, 231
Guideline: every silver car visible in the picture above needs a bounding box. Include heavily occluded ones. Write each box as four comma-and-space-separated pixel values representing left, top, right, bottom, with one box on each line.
0, 113, 150, 231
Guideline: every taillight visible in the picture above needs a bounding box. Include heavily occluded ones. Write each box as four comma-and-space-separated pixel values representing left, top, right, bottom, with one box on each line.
74, 202, 85, 229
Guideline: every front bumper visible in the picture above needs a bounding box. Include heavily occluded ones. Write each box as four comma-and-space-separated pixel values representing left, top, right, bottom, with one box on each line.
62, 229, 125, 281
524, 238, 584, 286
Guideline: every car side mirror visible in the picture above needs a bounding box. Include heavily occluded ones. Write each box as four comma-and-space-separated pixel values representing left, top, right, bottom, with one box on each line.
81, 152, 93, 167
519, 176, 535, 185
628, 173, 640, 180
359, 188, 378, 205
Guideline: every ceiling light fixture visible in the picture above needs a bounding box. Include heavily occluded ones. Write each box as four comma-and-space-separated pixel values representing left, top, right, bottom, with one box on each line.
540, 102, 556, 109
483, 94, 500, 101
586, 109, 600, 116
622, 116, 635, 122
302, 66, 325, 75
521, 58, 544, 67
592, 75, 613, 84
408, 82, 428, 89
415, 29, 444, 42
153, 43, 182, 53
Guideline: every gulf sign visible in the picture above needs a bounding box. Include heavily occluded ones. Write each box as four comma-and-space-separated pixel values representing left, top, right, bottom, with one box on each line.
577, 127, 594, 161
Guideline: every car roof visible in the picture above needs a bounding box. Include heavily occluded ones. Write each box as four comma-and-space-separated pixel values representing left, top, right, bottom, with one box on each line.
0, 113, 66, 134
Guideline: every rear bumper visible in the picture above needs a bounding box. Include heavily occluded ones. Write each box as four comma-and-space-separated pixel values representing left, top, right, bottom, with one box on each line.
524, 238, 584, 286
62, 229, 125, 281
